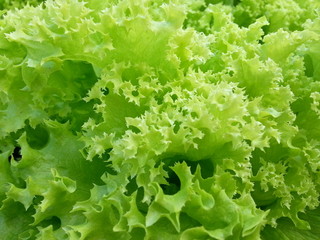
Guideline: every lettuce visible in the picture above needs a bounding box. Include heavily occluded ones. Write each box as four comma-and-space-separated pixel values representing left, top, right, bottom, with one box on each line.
0, 0, 44, 10
0, 0, 319, 239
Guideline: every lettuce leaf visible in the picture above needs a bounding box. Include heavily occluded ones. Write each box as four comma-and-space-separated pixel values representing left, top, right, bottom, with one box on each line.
0, 0, 319, 239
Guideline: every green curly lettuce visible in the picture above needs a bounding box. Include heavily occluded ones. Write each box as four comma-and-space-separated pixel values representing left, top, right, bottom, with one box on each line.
0, 0, 320, 239
0, 0, 44, 10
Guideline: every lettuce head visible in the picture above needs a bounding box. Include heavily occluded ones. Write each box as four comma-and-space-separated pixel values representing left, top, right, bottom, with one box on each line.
0, 0, 320, 239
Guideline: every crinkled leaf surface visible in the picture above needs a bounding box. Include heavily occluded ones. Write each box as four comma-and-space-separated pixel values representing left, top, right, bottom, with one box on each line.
0, 0, 320, 239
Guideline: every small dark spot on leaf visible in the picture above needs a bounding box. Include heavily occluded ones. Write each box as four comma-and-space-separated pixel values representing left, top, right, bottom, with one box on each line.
8, 146, 22, 162
39, 216, 61, 231
26, 124, 50, 150
173, 121, 182, 134
33, 195, 44, 205
132, 90, 139, 96
304, 54, 314, 77
160, 168, 181, 195
129, 125, 141, 134
136, 187, 149, 214
191, 112, 198, 118
106, 164, 117, 176
171, 94, 178, 102
101, 87, 109, 95
232, 193, 241, 199
125, 176, 138, 196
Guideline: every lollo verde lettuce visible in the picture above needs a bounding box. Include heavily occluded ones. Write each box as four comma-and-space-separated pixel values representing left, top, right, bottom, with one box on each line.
0, 0, 319, 239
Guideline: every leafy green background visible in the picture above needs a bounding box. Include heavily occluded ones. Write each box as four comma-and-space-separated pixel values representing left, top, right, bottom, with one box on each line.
0, 0, 319, 239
